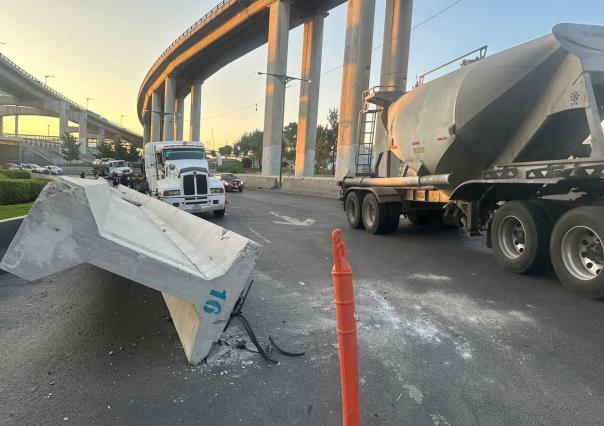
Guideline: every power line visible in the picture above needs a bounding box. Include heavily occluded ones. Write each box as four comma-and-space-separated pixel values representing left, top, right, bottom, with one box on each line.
199, 0, 463, 121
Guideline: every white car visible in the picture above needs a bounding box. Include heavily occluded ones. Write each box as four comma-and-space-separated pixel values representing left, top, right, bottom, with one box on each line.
44, 165, 64, 175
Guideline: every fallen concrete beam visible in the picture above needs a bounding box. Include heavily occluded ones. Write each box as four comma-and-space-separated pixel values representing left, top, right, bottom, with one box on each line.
280, 176, 339, 198
240, 174, 279, 189
0, 177, 261, 364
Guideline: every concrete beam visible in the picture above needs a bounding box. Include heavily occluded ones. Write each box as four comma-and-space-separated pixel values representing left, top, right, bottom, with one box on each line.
190, 81, 202, 142
163, 76, 176, 141
374, 0, 413, 177
335, 0, 376, 179
295, 14, 324, 177
59, 101, 69, 139
143, 122, 151, 144
79, 110, 88, 155
98, 128, 105, 145
175, 95, 185, 141
14, 112, 19, 137
261, 0, 291, 176
151, 90, 162, 142
0, 177, 260, 365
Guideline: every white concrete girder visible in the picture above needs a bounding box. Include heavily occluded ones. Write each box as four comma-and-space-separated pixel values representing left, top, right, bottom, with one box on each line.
335, 0, 376, 180
0, 177, 261, 364
261, 0, 291, 176
295, 14, 324, 177
79, 110, 88, 154
59, 101, 69, 140
175, 95, 185, 141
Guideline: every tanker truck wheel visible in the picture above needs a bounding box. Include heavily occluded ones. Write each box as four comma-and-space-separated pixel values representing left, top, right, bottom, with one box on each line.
550, 206, 604, 298
362, 194, 400, 234
345, 191, 364, 229
491, 201, 551, 274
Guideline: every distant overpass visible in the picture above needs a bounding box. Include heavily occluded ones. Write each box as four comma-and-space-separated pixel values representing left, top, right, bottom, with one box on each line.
138, 0, 414, 178
0, 52, 142, 155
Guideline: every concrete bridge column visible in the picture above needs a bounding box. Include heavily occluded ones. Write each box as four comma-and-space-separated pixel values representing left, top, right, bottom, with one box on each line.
163, 76, 176, 141
14, 109, 19, 136
78, 110, 88, 155
98, 128, 105, 145
150, 90, 162, 142
175, 95, 185, 141
0, 116, 3, 134
295, 13, 325, 177
335, 0, 376, 179
190, 81, 202, 142
59, 101, 69, 139
261, 0, 291, 176
374, 0, 413, 177
143, 122, 151, 144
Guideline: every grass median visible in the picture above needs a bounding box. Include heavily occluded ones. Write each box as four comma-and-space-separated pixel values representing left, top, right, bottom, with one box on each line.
0, 202, 34, 220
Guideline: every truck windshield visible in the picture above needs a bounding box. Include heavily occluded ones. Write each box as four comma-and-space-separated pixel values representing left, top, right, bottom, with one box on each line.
111, 161, 127, 168
163, 148, 206, 161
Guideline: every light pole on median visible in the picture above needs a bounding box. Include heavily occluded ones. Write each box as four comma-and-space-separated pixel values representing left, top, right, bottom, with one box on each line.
86, 97, 94, 110
256, 71, 311, 188
44, 74, 55, 85
120, 114, 126, 127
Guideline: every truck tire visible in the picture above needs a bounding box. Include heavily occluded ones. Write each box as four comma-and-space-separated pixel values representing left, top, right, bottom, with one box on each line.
491, 201, 551, 274
345, 191, 364, 229
550, 206, 604, 298
213, 209, 225, 218
362, 194, 399, 234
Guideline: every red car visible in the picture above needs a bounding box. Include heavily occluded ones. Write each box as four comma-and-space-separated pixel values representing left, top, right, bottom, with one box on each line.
216, 173, 244, 192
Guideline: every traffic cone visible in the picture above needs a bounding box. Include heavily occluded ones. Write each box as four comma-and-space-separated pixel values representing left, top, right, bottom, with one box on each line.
331, 229, 360, 426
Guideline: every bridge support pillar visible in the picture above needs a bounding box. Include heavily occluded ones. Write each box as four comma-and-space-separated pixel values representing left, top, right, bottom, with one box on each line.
335, 0, 376, 180
0, 116, 3, 134
374, 0, 413, 177
295, 14, 325, 177
59, 101, 69, 139
143, 122, 150, 144
163, 76, 176, 141
151, 90, 162, 142
98, 128, 105, 146
190, 81, 202, 142
261, 0, 291, 176
79, 111, 88, 155
14, 111, 19, 136
175, 95, 185, 141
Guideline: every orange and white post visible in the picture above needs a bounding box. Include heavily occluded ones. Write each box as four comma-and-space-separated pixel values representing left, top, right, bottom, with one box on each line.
331, 229, 361, 426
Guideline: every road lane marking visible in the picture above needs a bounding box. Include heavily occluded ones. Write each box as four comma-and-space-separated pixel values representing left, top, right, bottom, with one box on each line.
248, 227, 271, 244
269, 211, 315, 227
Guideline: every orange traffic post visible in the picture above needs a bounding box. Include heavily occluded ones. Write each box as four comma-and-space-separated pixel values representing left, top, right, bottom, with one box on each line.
331, 229, 361, 426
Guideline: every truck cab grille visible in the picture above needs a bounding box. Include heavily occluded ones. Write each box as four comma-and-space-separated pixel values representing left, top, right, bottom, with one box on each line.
183, 174, 207, 195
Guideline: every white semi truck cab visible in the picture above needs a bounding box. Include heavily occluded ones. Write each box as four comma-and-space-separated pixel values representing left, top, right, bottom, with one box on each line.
143, 141, 226, 217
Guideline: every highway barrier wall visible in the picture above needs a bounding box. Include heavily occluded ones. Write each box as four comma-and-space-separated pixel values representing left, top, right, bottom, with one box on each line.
239, 174, 278, 189
240, 174, 338, 198
0, 177, 261, 364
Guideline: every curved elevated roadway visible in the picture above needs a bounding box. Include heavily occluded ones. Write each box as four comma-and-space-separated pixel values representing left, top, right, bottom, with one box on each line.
0, 52, 142, 154
138, 0, 414, 178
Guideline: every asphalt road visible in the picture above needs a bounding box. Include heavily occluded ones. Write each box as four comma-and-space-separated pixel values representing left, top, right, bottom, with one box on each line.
2, 189, 604, 425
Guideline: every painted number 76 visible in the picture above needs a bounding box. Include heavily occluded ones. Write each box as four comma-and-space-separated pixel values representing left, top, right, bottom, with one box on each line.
204, 289, 227, 314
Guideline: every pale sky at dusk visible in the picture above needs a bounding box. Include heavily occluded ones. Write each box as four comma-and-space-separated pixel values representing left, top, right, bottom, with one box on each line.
1, 0, 603, 148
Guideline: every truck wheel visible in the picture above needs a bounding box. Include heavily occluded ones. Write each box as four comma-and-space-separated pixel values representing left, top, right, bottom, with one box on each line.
491, 201, 550, 274
345, 191, 364, 229
362, 194, 398, 234
550, 206, 604, 298
213, 209, 225, 218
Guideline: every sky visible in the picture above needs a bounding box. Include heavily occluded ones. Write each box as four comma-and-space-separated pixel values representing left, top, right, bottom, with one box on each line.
1, 0, 603, 148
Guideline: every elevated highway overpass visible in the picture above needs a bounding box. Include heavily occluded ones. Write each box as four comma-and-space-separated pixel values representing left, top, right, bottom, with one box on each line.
138, 0, 413, 178
0, 52, 142, 155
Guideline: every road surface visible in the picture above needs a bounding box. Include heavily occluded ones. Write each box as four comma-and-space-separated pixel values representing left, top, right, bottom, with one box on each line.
1, 189, 603, 425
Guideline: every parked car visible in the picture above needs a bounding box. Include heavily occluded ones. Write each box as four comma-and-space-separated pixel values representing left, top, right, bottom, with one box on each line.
44, 165, 64, 175
31, 164, 46, 174
215, 173, 244, 192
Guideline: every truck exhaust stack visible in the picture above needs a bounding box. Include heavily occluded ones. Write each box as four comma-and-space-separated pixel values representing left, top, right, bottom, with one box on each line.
0, 177, 261, 364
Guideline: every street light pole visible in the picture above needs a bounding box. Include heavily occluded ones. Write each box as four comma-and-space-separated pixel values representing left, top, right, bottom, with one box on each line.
86, 97, 94, 110
256, 72, 311, 188
120, 114, 126, 127
44, 74, 55, 85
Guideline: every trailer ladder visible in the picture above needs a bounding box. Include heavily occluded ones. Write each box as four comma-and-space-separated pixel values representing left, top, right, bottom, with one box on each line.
355, 106, 379, 176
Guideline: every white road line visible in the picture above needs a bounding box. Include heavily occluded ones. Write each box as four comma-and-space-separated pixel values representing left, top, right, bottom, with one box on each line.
248, 227, 271, 244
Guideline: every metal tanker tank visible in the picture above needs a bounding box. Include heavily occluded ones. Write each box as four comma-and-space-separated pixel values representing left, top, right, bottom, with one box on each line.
386, 23, 604, 186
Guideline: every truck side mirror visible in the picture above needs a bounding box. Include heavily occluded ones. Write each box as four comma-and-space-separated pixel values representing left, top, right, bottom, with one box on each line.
169, 164, 176, 170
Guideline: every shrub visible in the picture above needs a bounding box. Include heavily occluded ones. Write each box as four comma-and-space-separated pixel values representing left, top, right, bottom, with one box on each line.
217, 163, 244, 174
0, 177, 48, 205
241, 158, 253, 169
0, 169, 31, 179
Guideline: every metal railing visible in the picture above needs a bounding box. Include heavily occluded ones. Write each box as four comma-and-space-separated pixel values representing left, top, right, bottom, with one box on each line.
139, 0, 238, 95
0, 132, 60, 142
0, 52, 142, 139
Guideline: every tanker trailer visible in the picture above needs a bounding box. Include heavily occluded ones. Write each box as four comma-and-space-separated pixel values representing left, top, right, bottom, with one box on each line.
340, 23, 604, 298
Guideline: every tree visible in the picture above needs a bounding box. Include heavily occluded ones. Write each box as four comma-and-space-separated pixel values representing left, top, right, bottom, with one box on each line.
234, 129, 263, 166
96, 139, 114, 158
218, 145, 232, 157
314, 108, 339, 174
61, 133, 80, 164
113, 137, 129, 160
283, 122, 297, 162
233, 145, 240, 158
127, 143, 140, 162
